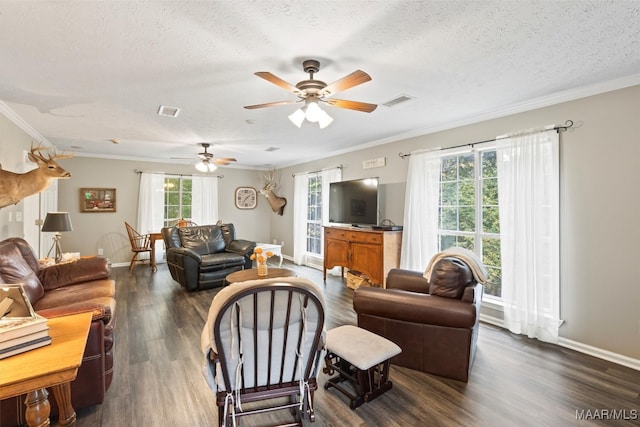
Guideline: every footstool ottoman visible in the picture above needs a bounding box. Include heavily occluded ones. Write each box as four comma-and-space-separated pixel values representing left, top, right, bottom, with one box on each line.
323, 325, 402, 409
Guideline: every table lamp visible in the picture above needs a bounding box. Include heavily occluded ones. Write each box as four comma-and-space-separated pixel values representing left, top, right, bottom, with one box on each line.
41, 212, 73, 263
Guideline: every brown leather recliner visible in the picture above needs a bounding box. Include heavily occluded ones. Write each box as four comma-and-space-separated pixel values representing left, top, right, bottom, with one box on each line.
0, 237, 116, 426
353, 257, 483, 382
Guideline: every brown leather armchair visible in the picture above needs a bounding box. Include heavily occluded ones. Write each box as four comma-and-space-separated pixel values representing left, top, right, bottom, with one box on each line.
0, 237, 116, 425
353, 257, 483, 382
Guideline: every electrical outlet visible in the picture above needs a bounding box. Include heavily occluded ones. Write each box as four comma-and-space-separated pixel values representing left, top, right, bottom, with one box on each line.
97, 248, 104, 256
273, 239, 277, 245
281, 241, 285, 248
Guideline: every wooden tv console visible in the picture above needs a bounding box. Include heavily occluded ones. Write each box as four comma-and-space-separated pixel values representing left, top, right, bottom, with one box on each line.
323, 226, 402, 288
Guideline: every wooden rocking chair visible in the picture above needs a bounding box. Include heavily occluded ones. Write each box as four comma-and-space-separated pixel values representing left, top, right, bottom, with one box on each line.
201, 277, 326, 427
124, 222, 152, 272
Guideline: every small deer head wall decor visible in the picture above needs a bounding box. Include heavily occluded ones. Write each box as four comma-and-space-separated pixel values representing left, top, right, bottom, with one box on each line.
0, 143, 74, 209
260, 170, 287, 216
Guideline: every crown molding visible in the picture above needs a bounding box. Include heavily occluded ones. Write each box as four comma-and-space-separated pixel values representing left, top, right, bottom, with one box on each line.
284, 73, 640, 168
0, 100, 51, 146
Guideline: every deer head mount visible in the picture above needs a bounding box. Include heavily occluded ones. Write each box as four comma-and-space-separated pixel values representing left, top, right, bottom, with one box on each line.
260, 170, 287, 216
0, 143, 74, 209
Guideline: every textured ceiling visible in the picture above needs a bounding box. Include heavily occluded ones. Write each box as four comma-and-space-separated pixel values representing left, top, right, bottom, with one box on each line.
0, 1, 639, 169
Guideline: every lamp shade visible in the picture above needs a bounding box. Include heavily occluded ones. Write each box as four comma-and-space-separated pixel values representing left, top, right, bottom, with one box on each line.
41, 212, 73, 232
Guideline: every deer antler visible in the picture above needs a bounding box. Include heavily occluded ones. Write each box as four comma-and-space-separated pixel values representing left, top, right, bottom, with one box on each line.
28, 143, 75, 163
47, 147, 75, 160
263, 169, 280, 186
28, 143, 51, 164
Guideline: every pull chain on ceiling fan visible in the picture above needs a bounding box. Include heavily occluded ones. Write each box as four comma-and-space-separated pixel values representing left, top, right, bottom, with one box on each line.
244, 59, 377, 128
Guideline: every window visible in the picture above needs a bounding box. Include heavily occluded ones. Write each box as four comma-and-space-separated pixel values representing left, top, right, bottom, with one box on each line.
306, 174, 322, 255
438, 148, 502, 297
293, 167, 340, 267
163, 176, 192, 227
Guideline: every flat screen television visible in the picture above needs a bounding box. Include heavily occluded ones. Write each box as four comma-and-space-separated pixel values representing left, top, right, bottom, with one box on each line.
329, 178, 379, 227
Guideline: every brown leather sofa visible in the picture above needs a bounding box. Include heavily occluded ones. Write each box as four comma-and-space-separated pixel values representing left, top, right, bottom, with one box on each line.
0, 237, 116, 425
353, 257, 483, 382
162, 223, 255, 291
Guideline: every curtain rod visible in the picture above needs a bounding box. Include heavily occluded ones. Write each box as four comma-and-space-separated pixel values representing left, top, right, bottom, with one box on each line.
291, 165, 342, 177
398, 120, 574, 159
133, 169, 224, 178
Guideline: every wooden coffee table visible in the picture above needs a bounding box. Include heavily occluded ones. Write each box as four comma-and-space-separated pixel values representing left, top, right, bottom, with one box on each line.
225, 268, 296, 284
0, 311, 93, 427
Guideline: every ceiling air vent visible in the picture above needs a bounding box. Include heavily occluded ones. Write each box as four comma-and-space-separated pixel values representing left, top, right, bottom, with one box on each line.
265, 147, 280, 152
157, 105, 181, 117
382, 95, 415, 108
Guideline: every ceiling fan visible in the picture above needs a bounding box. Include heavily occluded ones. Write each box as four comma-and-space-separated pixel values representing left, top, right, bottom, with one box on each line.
244, 59, 377, 128
186, 143, 237, 172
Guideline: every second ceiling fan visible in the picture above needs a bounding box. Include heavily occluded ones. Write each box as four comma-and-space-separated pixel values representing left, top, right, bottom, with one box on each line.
244, 59, 377, 128
195, 143, 236, 172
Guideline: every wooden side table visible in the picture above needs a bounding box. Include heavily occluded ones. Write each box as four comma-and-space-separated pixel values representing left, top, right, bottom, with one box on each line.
0, 311, 93, 427
225, 267, 296, 285
149, 232, 163, 272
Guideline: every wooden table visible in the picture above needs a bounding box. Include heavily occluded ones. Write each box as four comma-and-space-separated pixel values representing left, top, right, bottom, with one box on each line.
149, 232, 163, 272
0, 312, 93, 427
225, 268, 296, 285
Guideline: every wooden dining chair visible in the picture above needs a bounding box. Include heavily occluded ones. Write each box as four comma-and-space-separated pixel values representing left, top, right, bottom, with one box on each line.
124, 222, 152, 272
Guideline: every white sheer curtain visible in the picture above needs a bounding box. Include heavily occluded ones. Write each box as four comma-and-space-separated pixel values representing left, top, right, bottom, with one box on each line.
137, 173, 165, 234
293, 167, 341, 266
400, 149, 441, 271
293, 174, 308, 265
497, 130, 560, 343
191, 176, 218, 225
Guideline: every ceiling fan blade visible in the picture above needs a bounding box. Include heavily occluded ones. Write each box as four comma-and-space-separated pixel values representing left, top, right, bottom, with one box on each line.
213, 158, 237, 165
321, 70, 372, 96
326, 98, 377, 113
254, 72, 301, 94
244, 100, 301, 110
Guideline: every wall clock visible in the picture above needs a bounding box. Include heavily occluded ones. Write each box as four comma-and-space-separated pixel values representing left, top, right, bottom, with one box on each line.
235, 187, 257, 209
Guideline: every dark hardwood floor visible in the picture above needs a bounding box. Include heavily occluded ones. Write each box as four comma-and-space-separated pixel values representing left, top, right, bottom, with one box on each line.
75, 261, 640, 426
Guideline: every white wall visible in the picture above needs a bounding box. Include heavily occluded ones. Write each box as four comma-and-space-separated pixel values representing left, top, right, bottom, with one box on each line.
0, 113, 35, 240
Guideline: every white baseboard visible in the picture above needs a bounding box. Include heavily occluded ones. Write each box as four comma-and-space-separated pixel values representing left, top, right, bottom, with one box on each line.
479, 313, 640, 372
111, 261, 129, 268
557, 338, 640, 372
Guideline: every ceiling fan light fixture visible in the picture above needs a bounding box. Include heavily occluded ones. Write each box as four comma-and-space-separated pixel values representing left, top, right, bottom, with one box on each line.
288, 108, 305, 128
195, 160, 218, 173
304, 101, 322, 123
195, 161, 208, 172
318, 110, 334, 129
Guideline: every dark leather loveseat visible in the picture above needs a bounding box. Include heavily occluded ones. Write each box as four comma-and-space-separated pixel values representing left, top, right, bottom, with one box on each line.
0, 237, 116, 425
353, 257, 483, 382
162, 223, 255, 291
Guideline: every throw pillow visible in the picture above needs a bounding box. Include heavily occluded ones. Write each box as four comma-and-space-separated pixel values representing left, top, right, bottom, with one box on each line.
428, 257, 472, 299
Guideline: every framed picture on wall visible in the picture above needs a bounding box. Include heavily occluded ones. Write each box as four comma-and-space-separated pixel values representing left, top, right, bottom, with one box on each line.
80, 188, 116, 212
